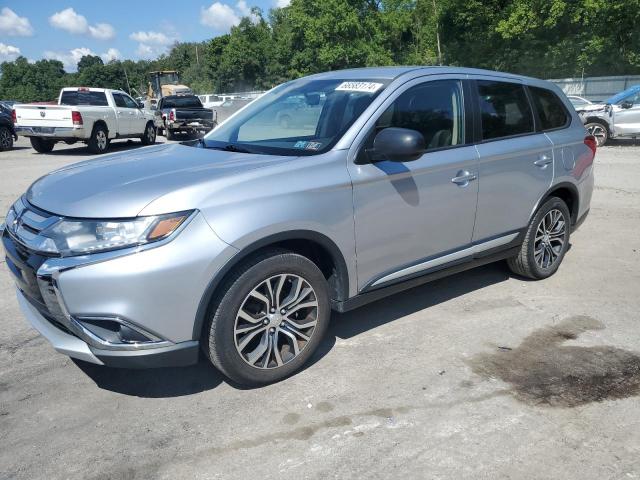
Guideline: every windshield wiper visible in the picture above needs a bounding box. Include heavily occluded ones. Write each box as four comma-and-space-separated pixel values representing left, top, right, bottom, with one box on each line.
205, 143, 254, 154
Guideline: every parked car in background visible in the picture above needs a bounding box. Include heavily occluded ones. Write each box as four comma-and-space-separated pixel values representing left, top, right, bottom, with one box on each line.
199, 94, 225, 108
577, 85, 640, 146
1, 67, 595, 386
155, 95, 216, 140
13, 87, 157, 154
567, 95, 592, 108
0, 102, 18, 151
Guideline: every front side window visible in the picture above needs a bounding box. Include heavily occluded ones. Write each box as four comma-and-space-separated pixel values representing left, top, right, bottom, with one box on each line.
112, 93, 127, 108
529, 86, 570, 130
204, 78, 390, 156
121, 94, 138, 109
477, 81, 534, 140
371, 80, 464, 154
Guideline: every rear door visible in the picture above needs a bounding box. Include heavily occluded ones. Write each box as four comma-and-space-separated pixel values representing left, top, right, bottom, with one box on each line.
471, 78, 554, 242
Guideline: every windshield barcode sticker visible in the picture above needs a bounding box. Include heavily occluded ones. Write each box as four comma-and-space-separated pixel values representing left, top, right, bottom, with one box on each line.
335, 82, 383, 93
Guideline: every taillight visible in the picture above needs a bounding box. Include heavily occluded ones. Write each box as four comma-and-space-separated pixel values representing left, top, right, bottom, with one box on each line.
584, 135, 597, 155
11, 109, 16, 123
72, 111, 83, 126
169, 109, 175, 121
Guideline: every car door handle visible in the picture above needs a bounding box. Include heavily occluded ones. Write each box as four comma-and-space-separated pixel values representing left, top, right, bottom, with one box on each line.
534, 154, 552, 168
451, 171, 477, 186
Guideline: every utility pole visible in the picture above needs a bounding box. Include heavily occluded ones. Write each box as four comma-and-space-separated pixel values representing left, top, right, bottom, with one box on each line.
433, 0, 443, 65
123, 67, 132, 95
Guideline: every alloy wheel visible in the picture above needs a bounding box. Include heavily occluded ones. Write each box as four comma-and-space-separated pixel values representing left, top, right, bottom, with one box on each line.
96, 130, 107, 150
586, 123, 607, 146
146, 125, 155, 143
234, 274, 319, 369
534, 208, 566, 269
0, 128, 11, 149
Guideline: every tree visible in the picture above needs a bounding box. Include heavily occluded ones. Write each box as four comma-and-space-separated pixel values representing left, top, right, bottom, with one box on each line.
77, 55, 104, 72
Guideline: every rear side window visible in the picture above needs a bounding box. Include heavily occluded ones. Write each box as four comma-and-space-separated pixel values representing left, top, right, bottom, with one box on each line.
477, 81, 534, 140
529, 86, 570, 130
60, 90, 108, 106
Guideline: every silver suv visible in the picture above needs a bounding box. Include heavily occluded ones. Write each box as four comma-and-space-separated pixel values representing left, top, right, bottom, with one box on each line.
2, 67, 595, 386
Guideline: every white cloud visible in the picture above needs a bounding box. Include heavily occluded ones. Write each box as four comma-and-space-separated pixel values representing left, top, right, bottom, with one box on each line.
236, 0, 251, 16
0, 43, 21, 61
275, 0, 291, 7
88, 23, 116, 40
49, 8, 115, 40
200, 2, 241, 31
130, 30, 175, 59
44, 47, 95, 71
101, 48, 121, 62
0, 7, 33, 36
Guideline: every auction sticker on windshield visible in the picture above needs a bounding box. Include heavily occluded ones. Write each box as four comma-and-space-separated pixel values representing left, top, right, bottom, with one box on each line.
335, 82, 384, 93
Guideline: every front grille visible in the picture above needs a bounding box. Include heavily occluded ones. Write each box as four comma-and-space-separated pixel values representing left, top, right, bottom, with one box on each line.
2, 208, 74, 337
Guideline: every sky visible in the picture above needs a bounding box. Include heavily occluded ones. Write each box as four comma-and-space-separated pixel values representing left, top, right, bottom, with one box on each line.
0, 0, 290, 71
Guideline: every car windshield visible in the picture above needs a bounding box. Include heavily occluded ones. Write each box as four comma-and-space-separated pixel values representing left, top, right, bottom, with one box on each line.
605, 86, 640, 105
203, 78, 390, 156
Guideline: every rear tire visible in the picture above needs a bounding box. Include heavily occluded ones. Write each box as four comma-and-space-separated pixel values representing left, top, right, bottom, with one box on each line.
204, 250, 330, 386
30, 137, 55, 153
87, 124, 110, 154
507, 197, 571, 279
166, 129, 176, 141
140, 122, 156, 145
0, 126, 13, 151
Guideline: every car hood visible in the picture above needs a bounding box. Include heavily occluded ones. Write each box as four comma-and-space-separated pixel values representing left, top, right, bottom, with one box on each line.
27, 143, 295, 218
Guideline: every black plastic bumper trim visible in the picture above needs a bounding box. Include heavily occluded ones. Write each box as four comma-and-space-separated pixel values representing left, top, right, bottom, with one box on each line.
91, 341, 200, 369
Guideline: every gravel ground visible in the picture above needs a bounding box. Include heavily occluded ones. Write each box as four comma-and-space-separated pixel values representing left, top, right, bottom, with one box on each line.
1, 136, 639, 480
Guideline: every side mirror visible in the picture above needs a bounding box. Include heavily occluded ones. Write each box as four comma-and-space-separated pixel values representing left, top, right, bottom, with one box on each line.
137, 101, 145, 109
371, 127, 426, 162
620, 101, 633, 109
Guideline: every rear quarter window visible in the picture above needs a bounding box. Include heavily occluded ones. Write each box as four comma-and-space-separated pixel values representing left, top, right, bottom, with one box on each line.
529, 86, 570, 131
60, 91, 109, 106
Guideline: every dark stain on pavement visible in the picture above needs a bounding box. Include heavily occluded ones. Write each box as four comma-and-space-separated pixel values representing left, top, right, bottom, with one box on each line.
469, 315, 640, 407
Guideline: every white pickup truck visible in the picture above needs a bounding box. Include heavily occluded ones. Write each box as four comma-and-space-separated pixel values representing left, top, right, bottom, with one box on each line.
13, 87, 157, 154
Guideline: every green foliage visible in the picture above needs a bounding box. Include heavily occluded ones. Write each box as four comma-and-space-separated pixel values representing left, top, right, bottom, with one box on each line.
2, 0, 639, 102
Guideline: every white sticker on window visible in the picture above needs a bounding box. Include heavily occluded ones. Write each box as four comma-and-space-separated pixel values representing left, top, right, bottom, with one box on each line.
335, 82, 383, 93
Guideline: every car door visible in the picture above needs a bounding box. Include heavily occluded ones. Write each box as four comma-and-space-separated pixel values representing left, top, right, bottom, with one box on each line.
121, 93, 146, 135
111, 92, 132, 135
347, 77, 479, 291
612, 90, 640, 136
471, 78, 554, 242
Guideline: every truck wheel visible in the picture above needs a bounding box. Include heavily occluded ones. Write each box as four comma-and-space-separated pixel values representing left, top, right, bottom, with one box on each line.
585, 121, 608, 146
30, 137, 55, 153
204, 249, 330, 386
140, 122, 156, 145
0, 126, 13, 151
87, 124, 110, 154
166, 129, 176, 141
507, 197, 571, 280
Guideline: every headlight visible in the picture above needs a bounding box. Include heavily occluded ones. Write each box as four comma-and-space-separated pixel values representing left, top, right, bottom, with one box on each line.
40, 210, 193, 256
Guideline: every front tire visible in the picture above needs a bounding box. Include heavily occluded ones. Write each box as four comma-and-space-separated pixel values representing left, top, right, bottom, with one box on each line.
87, 124, 110, 154
30, 137, 55, 153
140, 122, 156, 145
585, 121, 608, 146
204, 250, 330, 386
507, 197, 571, 279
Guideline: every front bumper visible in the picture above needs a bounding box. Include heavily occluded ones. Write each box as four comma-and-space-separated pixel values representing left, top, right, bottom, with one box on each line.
2, 207, 237, 368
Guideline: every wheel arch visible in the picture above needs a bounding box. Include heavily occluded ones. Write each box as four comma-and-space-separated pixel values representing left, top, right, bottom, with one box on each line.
192, 230, 350, 340
92, 119, 109, 136
583, 116, 610, 132
535, 182, 580, 224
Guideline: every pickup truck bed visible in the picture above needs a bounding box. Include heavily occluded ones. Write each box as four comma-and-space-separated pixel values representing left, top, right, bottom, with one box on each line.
155, 95, 216, 140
